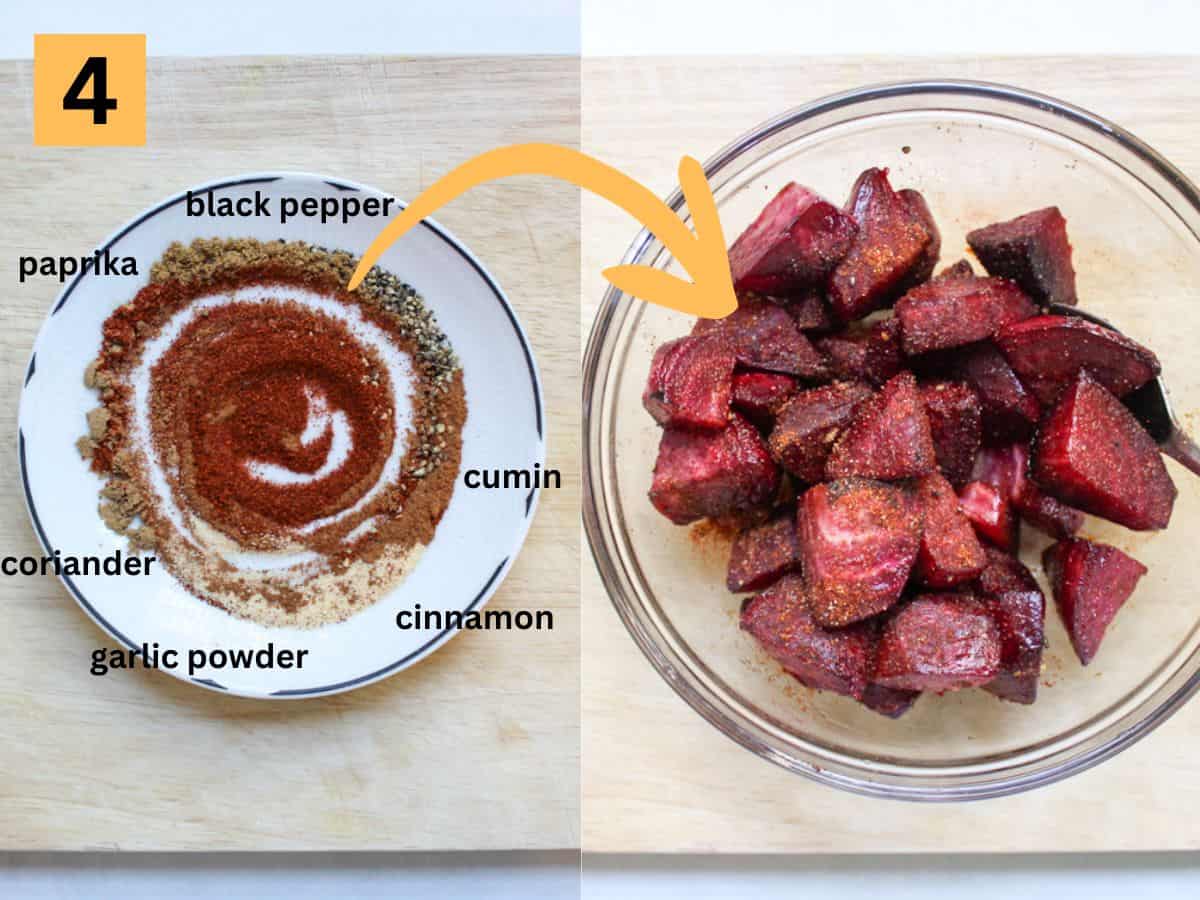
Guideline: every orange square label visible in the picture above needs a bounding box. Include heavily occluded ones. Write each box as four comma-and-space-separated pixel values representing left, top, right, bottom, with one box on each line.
34, 34, 146, 146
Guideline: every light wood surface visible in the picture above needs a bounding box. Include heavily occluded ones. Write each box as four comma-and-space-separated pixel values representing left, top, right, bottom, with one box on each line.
581, 56, 1200, 853
0, 55, 579, 851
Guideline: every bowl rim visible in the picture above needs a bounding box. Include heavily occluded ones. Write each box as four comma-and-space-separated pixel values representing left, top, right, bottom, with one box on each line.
582, 78, 1200, 801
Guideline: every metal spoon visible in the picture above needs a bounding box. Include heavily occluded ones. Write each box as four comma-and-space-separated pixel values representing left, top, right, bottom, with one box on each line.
1050, 303, 1200, 477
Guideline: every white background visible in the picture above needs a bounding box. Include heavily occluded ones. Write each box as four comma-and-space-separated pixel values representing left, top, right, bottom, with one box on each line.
5, 1, 1200, 897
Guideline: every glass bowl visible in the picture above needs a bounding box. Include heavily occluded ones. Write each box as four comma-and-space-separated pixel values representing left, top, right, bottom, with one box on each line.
582, 80, 1200, 801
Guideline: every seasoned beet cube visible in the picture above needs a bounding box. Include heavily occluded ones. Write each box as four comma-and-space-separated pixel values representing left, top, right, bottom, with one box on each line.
798, 479, 921, 627
860, 682, 920, 718
768, 381, 874, 483
950, 342, 1042, 442
649, 413, 781, 524
981, 589, 1045, 705
1043, 538, 1147, 665
1032, 370, 1176, 531
967, 206, 1078, 306
728, 183, 859, 296
816, 317, 904, 387
740, 575, 873, 698
896, 276, 1036, 356
897, 188, 941, 288
995, 315, 1161, 405
958, 480, 1018, 551
642, 334, 735, 430
726, 513, 800, 593
873, 595, 1002, 693
971, 443, 1083, 540
920, 380, 982, 488
913, 473, 986, 589
936, 258, 976, 281
977, 545, 1039, 595
781, 289, 837, 333
826, 372, 937, 480
828, 168, 938, 322
693, 298, 828, 379
731, 370, 797, 430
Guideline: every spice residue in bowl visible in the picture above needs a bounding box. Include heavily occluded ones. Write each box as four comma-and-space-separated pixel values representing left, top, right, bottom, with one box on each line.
77, 238, 466, 627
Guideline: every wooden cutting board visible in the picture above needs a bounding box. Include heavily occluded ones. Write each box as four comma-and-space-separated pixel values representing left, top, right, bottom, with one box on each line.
0, 55, 579, 851
581, 55, 1200, 854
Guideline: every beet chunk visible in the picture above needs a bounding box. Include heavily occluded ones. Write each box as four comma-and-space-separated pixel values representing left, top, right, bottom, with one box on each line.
873, 595, 1002, 693
731, 370, 797, 430
860, 682, 920, 718
914, 472, 986, 589
693, 298, 827, 378
897, 188, 941, 287
951, 342, 1042, 442
958, 480, 1018, 551
816, 317, 904, 387
740, 575, 873, 698
971, 443, 1083, 540
828, 168, 937, 322
1043, 538, 1147, 665
975, 550, 1046, 705
920, 380, 982, 487
768, 381, 874, 483
1032, 370, 1176, 531
642, 334, 735, 430
649, 413, 781, 524
781, 289, 837, 333
995, 315, 1161, 405
967, 206, 1078, 307
798, 479, 922, 627
727, 513, 800, 593
728, 183, 858, 296
896, 276, 1036, 356
826, 372, 937, 480
936, 258, 976, 281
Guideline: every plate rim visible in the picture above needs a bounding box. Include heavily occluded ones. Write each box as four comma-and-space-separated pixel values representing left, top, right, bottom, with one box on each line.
16, 169, 546, 700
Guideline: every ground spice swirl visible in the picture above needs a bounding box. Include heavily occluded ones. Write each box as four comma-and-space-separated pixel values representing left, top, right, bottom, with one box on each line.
79, 239, 467, 627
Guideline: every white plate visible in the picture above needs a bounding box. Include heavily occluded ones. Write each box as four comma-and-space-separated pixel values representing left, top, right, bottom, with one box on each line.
18, 172, 544, 699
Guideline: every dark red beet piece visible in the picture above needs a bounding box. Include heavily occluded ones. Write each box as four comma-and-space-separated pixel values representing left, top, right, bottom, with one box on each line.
728, 183, 859, 296
768, 381, 874, 483
873, 595, 1002, 693
726, 513, 800, 593
1032, 370, 1176, 531
896, 275, 1036, 356
740, 575, 873, 699
958, 480, 1018, 551
972, 443, 1083, 540
920, 380, 982, 488
798, 479, 922, 627
913, 472, 986, 589
828, 168, 937, 322
897, 188, 941, 288
642, 334, 735, 430
995, 315, 1161, 405
951, 342, 1042, 442
731, 370, 797, 430
1043, 538, 1147, 665
780, 289, 836, 333
816, 317, 904, 387
974, 549, 1046, 704
967, 206, 1078, 306
860, 682, 920, 718
693, 298, 827, 379
825, 372, 937, 480
648, 413, 781, 525
936, 258, 976, 281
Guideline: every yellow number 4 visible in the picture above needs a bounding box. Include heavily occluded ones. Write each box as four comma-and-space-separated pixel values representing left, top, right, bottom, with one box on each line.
34, 34, 146, 146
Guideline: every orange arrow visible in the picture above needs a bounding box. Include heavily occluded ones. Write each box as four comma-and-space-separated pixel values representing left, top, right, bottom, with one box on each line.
347, 143, 737, 319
